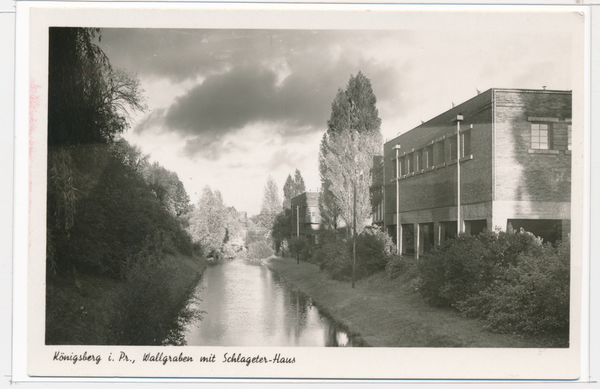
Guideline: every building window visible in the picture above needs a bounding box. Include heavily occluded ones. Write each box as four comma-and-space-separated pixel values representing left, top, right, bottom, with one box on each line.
434, 140, 445, 165
400, 156, 406, 176
449, 135, 458, 161
568, 125, 572, 151
402, 155, 411, 175
424, 145, 433, 168
531, 123, 551, 150
415, 149, 423, 171
461, 130, 471, 157
408, 153, 414, 173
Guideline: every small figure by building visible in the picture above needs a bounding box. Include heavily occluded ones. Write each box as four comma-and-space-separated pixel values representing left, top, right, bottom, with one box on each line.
383, 88, 571, 258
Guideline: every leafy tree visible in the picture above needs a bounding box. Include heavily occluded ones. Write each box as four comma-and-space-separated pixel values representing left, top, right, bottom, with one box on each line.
318, 134, 341, 230
262, 176, 281, 216
46, 28, 147, 274
223, 206, 243, 245
370, 156, 384, 227
188, 186, 227, 256
255, 176, 281, 234
282, 169, 307, 209
48, 28, 145, 146
293, 169, 306, 196
272, 208, 292, 254
282, 174, 295, 209
143, 161, 191, 218
318, 71, 383, 235
45, 27, 200, 345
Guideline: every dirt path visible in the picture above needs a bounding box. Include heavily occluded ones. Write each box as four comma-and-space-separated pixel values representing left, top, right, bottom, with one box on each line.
265, 256, 557, 348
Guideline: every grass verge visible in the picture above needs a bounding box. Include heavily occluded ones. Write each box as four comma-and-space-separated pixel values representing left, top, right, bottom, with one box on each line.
265, 256, 567, 348
45, 253, 207, 345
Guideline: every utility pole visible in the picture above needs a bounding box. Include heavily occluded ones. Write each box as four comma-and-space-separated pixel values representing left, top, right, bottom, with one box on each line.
352, 180, 357, 288
452, 115, 464, 235
393, 144, 401, 254
296, 205, 300, 264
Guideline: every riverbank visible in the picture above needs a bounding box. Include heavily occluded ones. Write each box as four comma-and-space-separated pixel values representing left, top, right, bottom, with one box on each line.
265, 256, 565, 348
46, 253, 207, 345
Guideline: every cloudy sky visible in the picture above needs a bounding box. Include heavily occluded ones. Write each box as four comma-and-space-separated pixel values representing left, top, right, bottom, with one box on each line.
97, 11, 578, 215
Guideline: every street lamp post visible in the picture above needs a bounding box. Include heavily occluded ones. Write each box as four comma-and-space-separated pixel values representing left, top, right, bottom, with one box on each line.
296, 205, 300, 264
352, 180, 357, 288
392, 144, 401, 254
452, 115, 464, 235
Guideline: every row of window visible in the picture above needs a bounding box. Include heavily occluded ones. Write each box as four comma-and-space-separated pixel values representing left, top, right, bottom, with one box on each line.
389, 120, 571, 180
529, 122, 572, 151
392, 130, 472, 178
293, 206, 319, 221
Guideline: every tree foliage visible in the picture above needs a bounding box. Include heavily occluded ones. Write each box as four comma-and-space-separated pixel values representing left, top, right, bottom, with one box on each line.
45, 28, 199, 345
271, 208, 292, 254
254, 176, 281, 236
318, 71, 382, 234
293, 169, 306, 196
262, 176, 281, 216
283, 169, 306, 209
188, 186, 227, 256
48, 28, 145, 146
143, 161, 191, 218
416, 228, 570, 336
283, 175, 295, 209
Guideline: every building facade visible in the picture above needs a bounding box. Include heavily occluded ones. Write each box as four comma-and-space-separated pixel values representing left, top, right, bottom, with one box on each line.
383, 88, 571, 258
290, 192, 321, 244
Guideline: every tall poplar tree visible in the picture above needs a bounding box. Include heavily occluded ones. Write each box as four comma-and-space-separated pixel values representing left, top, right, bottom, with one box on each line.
282, 174, 295, 209
318, 71, 382, 234
282, 169, 306, 209
293, 169, 306, 195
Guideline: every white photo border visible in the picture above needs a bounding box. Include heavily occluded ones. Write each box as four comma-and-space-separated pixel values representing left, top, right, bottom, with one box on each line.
12, 1, 590, 383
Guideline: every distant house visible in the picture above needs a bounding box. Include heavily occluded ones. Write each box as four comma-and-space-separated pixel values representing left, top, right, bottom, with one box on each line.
382, 88, 571, 258
290, 192, 321, 245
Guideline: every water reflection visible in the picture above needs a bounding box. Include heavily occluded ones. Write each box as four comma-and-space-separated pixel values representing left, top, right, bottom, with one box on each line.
184, 258, 355, 347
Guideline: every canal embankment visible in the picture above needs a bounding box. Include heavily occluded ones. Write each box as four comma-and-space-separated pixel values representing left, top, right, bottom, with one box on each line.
265, 256, 558, 348
46, 253, 207, 345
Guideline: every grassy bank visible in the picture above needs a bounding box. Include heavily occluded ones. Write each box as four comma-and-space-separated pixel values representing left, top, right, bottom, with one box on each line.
265, 256, 566, 348
46, 253, 207, 345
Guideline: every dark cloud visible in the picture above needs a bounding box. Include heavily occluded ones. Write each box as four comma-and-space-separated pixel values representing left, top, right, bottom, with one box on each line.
118, 29, 405, 158
100, 29, 240, 82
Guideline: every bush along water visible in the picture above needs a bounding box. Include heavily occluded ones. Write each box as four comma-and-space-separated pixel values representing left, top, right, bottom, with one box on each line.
110, 233, 204, 345
314, 227, 397, 281
416, 227, 570, 336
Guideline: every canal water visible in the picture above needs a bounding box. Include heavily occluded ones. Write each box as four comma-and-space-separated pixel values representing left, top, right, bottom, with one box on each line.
184, 258, 356, 347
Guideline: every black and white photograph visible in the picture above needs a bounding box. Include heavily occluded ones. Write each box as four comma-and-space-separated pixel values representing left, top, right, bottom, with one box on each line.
23, 4, 585, 380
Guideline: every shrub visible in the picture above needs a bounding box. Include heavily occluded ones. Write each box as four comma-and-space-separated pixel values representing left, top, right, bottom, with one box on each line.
247, 240, 274, 260
221, 243, 237, 259
319, 246, 353, 281
288, 236, 310, 262
457, 242, 570, 335
385, 255, 407, 279
415, 227, 569, 335
110, 236, 202, 345
245, 229, 267, 248
417, 228, 545, 308
355, 227, 395, 274
279, 239, 290, 257
316, 227, 394, 281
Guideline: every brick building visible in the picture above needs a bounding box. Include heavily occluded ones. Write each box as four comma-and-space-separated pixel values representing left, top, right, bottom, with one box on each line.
383, 88, 571, 258
290, 192, 321, 244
